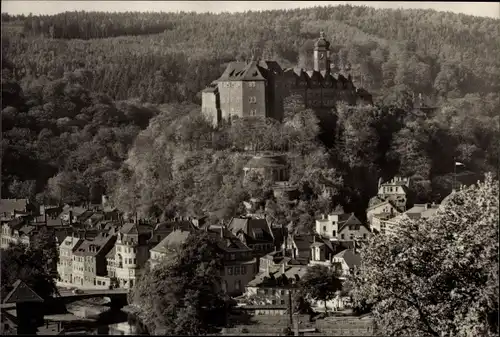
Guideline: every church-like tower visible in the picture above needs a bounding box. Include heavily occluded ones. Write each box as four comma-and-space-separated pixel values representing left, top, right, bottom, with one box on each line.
313, 31, 331, 73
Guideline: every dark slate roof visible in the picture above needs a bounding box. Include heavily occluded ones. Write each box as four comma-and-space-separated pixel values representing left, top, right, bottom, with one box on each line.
73, 232, 115, 257
217, 61, 266, 82
3, 280, 44, 304
244, 155, 288, 169
228, 217, 274, 244
338, 213, 362, 231
0, 199, 30, 215
207, 226, 252, 252
5, 217, 26, 231
76, 210, 94, 222
257, 60, 283, 76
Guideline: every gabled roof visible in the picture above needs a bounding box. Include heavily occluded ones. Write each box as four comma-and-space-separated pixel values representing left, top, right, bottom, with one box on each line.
4, 217, 26, 231
151, 229, 190, 254
228, 217, 274, 244
217, 61, 266, 82
366, 198, 402, 212
333, 249, 361, 269
3, 280, 44, 304
207, 226, 252, 252
338, 213, 362, 231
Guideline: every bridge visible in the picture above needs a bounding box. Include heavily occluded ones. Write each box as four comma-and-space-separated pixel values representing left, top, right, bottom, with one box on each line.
1, 288, 129, 310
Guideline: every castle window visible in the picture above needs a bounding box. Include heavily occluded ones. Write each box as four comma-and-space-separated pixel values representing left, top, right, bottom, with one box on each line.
249, 96, 257, 104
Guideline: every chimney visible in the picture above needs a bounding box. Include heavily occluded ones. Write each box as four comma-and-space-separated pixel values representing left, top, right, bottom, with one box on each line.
220, 226, 224, 238
69, 211, 73, 226
281, 263, 285, 275
44, 212, 48, 225
266, 262, 270, 275
353, 240, 357, 255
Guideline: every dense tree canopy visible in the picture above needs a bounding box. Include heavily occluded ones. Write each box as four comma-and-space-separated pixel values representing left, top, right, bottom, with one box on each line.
130, 231, 231, 335
349, 174, 499, 336
299, 264, 343, 313
1, 228, 60, 300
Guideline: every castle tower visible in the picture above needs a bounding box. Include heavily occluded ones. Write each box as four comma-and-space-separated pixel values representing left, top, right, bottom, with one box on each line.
314, 31, 331, 73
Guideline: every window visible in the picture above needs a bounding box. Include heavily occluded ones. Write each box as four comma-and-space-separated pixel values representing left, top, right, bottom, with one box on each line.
332, 230, 336, 237
250, 109, 257, 116
281, 299, 286, 305
234, 266, 240, 275
231, 254, 236, 260
341, 234, 345, 239
228, 267, 233, 275
323, 226, 326, 232
248, 81, 256, 88
249, 96, 257, 104
241, 266, 246, 275
235, 280, 241, 290
363, 233, 367, 239
272, 299, 277, 305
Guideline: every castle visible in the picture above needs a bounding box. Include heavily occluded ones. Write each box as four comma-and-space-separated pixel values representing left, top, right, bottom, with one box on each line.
201, 31, 373, 126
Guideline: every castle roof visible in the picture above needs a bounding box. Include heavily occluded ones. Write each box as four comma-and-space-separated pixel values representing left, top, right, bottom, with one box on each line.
217, 61, 267, 82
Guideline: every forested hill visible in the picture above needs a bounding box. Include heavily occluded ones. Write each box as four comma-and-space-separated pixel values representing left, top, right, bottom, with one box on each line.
2, 5, 500, 105
1, 6, 499, 223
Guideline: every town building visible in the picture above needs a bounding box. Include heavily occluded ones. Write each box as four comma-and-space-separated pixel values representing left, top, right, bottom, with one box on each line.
71, 232, 116, 289
110, 223, 152, 289
147, 225, 258, 296
315, 212, 370, 241
57, 236, 84, 285
149, 229, 191, 270
227, 216, 276, 260
1, 218, 36, 249
371, 176, 411, 211
240, 262, 308, 315
201, 31, 373, 126
374, 203, 440, 235
366, 200, 403, 233
330, 248, 361, 279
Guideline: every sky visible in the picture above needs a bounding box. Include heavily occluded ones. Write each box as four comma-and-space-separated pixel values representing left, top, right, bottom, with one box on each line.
2, 1, 499, 19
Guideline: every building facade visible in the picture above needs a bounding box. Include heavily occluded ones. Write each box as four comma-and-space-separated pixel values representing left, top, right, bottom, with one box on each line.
201, 31, 373, 126
57, 236, 84, 285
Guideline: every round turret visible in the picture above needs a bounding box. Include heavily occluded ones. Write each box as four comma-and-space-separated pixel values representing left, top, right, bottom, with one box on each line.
314, 31, 330, 50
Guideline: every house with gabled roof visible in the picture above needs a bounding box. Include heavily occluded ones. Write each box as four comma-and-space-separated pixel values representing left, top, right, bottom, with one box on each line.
372, 176, 411, 211
57, 236, 84, 285
331, 248, 362, 279
227, 216, 275, 260
110, 222, 153, 289
366, 199, 403, 233
315, 212, 371, 241
72, 231, 116, 289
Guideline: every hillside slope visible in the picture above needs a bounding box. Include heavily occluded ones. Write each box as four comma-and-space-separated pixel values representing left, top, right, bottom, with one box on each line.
2, 5, 499, 106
